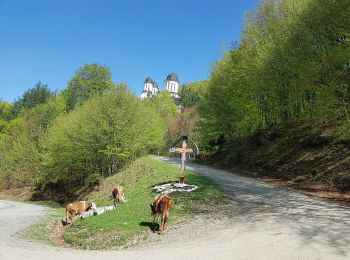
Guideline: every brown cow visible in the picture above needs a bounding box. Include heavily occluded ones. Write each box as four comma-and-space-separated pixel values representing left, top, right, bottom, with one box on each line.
112, 185, 126, 208
65, 201, 96, 224
150, 194, 174, 233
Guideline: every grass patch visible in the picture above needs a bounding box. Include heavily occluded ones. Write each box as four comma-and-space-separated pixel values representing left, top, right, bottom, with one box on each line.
63, 156, 228, 249
21, 202, 65, 246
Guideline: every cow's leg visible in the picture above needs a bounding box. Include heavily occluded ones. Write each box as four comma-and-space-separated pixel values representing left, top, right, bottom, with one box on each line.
154, 214, 161, 232
66, 211, 72, 224
163, 211, 169, 231
160, 212, 166, 233
65, 210, 69, 224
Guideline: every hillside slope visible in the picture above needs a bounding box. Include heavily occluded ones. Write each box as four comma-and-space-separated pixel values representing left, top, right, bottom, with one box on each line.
61, 156, 229, 249
208, 120, 350, 199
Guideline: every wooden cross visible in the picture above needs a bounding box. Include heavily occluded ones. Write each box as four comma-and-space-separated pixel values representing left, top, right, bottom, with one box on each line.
170, 136, 193, 184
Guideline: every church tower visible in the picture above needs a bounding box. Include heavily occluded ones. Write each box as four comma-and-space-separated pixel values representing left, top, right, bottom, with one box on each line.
165, 73, 180, 99
140, 76, 155, 99
152, 81, 159, 96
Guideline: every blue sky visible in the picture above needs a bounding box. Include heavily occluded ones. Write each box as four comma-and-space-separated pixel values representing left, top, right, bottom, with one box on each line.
0, 0, 260, 102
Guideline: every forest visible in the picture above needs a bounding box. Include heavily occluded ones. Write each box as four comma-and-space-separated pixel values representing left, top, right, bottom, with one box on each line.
200, 0, 350, 144
198, 0, 350, 191
1, 0, 350, 200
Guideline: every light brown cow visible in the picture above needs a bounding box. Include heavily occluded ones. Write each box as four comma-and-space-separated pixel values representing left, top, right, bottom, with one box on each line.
150, 194, 174, 233
112, 185, 126, 208
65, 201, 96, 224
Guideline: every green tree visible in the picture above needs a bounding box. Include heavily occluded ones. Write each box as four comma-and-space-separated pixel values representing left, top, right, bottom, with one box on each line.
11, 81, 54, 118
42, 86, 165, 190
200, 0, 350, 155
179, 81, 208, 108
64, 63, 115, 111
0, 116, 41, 189
0, 101, 12, 134
152, 91, 178, 148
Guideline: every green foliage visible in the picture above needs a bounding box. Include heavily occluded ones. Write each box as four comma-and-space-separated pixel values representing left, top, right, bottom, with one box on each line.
151, 91, 178, 148
11, 81, 54, 118
179, 80, 208, 108
152, 90, 177, 121
333, 172, 350, 191
31, 95, 66, 130
0, 65, 175, 199
336, 121, 350, 141
63, 63, 115, 111
200, 0, 350, 152
0, 94, 67, 189
0, 117, 41, 188
0, 100, 13, 121
0, 101, 13, 134
42, 86, 165, 189
200, 50, 261, 147
171, 107, 200, 143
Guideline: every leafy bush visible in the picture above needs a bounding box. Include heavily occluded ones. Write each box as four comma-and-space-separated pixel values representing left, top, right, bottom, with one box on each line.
293, 176, 306, 183
333, 172, 350, 191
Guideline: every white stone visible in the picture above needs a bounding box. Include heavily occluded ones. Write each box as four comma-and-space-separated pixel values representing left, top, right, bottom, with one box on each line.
153, 182, 198, 195
80, 205, 115, 219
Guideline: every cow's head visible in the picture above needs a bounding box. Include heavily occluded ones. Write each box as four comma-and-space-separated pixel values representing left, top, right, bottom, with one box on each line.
91, 203, 97, 210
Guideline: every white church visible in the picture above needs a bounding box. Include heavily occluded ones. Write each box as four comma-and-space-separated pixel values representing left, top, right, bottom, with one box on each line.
140, 73, 181, 100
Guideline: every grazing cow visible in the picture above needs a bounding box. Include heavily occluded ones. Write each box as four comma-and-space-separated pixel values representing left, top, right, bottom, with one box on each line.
112, 185, 126, 208
150, 194, 174, 233
65, 201, 96, 224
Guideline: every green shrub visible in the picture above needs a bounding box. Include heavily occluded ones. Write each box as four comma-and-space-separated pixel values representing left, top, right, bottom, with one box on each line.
293, 176, 305, 183
31, 189, 44, 201
333, 172, 350, 191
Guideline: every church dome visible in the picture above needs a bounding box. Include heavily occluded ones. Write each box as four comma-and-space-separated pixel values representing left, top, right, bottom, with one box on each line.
165, 73, 179, 83
153, 81, 159, 89
144, 76, 153, 84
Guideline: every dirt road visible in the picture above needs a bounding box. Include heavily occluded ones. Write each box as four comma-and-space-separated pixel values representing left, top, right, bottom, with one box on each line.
1, 157, 350, 259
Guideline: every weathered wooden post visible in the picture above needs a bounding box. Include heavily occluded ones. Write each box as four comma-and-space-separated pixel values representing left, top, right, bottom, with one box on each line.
170, 136, 193, 184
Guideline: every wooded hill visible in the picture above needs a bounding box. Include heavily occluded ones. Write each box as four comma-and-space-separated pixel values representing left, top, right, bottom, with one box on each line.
195, 0, 350, 193
0, 65, 182, 202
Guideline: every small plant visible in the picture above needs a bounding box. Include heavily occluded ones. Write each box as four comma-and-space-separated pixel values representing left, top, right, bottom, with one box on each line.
336, 122, 350, 142
333, 172, 350, 191
293, 176, 305, 183
31, 189, 44, 201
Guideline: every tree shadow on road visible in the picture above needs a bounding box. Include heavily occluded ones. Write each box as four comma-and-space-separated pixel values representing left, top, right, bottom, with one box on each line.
221, 178, 350, 257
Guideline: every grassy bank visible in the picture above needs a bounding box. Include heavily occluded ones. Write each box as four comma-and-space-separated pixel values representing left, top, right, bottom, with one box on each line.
208, 119, 350, 199
61, 156, 228, 249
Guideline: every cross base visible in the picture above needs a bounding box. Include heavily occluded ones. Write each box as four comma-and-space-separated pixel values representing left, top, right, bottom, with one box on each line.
179, 175, 185, 184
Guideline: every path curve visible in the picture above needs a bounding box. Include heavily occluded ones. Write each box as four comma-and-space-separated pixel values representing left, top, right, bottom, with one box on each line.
1, 157, 350, 259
